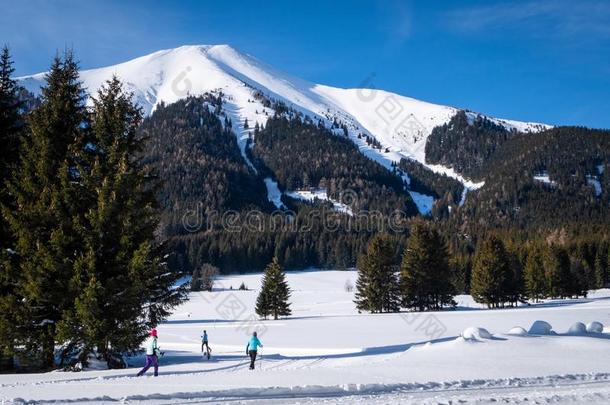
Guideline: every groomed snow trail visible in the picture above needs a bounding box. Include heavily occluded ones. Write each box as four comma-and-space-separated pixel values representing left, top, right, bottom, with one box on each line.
2, 270, 610, 404
4, 373, 610, 404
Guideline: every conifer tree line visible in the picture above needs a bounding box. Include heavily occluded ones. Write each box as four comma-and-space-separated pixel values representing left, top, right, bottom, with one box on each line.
250, 115, 419, 216
355, 220, 455, 313
469, 233, 608, 308
0, 47, 185, 371
427, 111, 610, 230
355, 222, 610, 313
136, 80, 609, 277
143, 96, 410, 274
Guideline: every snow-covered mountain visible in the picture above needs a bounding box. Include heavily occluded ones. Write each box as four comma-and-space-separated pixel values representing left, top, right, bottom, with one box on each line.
19, 45, 551, 213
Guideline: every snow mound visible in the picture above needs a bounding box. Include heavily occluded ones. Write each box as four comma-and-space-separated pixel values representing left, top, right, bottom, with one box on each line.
528, 321, 553, 335
452, 336, 469, 345
507, 326, 528, 336
462, 327, 492, 340
586, 321, 604, 333
567, 322, 587, 335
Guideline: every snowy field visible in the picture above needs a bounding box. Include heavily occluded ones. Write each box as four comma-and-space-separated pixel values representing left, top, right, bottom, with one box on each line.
2, 270, 610, 404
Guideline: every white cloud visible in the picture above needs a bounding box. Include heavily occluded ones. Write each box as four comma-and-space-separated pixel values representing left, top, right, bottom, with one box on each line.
446, 0, 610, 39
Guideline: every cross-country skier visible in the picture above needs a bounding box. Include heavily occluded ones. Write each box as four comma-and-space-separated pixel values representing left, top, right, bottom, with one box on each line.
246, 331, 263, 370
137, 329, 162, 377
201, 330, 211, 359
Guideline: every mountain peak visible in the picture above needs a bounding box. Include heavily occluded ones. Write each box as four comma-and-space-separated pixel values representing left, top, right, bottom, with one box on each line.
18, 45, 550, 211
162, 43, 238, 55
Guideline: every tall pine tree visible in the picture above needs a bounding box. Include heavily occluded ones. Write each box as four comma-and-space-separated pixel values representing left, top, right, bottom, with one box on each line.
0, 44, 24, 370
569, 244, 592, 297
256, 257, 291, 320
594, 242, 609, 289
505, 240, 525, 306
354, 234, 400, 313
543, 245, 572, 299
4, 51, 87, 368
400, 220, 455, 311
56, 77, 186, 367
470, 235, 512, 308
524, 244, 546, 302
0, 45, 23, 198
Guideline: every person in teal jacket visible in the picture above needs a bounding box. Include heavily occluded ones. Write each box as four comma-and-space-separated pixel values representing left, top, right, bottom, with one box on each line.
245, 331, 263, 370
201, 330, 211, 359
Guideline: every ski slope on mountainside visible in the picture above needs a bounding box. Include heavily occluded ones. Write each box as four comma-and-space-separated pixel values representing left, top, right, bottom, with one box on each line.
19, 45, 551, 213
285, 188, 353, 215
2, 270, 610, 404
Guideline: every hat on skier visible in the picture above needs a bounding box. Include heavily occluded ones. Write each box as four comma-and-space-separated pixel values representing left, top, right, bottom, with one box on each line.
150, 328, 158, 337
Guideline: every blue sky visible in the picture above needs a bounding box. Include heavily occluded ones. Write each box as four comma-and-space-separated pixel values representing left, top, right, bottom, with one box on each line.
2, 0, 609, 128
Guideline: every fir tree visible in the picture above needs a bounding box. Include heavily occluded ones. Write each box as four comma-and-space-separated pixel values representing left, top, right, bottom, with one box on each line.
543, 245, 572, 298
255, 278, 270, 320
524, 245, 546, 302
354, 234, 400, 313
449, 253, 471, 294
56, 77, 186, 367
569, 257, 590, 298
400, 220, 455, 311
470, 235, 512, 308
4, 51, 87, 368
256, 257, 291, 320
607, 245, 610, 287
602, 244, 610, 287
0, 45, 23, 196
594, 242, 609, 289
0, 44, 23, 369
0, 248, 20, 369
505, 240, 525, 306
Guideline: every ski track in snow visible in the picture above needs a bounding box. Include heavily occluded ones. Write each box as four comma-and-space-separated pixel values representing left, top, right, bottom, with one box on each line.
4, 373, 610, 404
4, 271, 610, 404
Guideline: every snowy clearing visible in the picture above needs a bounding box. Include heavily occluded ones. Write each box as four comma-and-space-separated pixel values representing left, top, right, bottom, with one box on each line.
285, 189, 353, 215
263, 177, 286, 210
534, 172, 557, 187
408, 190, 435, 215
2, 270, 610, 404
